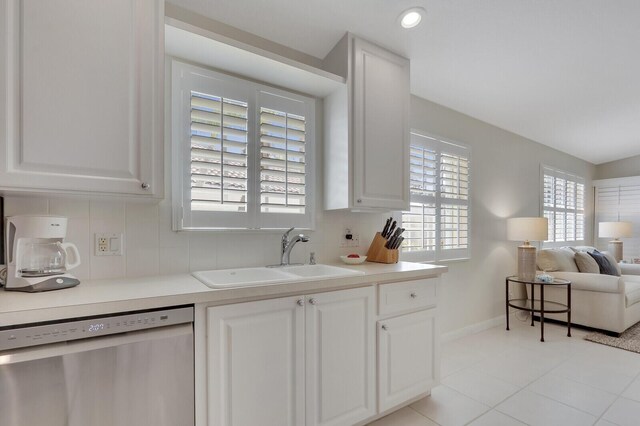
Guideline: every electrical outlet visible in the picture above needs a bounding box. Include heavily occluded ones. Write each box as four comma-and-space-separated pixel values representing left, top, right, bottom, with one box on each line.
95, 233, 123, 256
339, 229, 360, 248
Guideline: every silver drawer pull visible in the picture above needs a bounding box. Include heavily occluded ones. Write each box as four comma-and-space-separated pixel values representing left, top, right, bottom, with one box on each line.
297, 299, 305, 306
309, 298, 317, 305
381, 324, 388, 331
410, 292, 417, 299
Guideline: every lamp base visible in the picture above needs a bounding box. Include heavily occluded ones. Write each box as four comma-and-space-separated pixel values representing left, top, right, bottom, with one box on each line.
517, 245, 537, 281
608, 240, 623, 263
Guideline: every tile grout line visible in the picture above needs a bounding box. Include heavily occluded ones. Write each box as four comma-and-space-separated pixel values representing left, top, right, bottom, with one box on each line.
406, 405, 443, 425
592, 367, 640, 425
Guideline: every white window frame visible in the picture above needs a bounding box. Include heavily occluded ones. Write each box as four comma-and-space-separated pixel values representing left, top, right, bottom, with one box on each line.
540, 165, 585, 247
171, 60, 315, 230
401, 131, 471, 262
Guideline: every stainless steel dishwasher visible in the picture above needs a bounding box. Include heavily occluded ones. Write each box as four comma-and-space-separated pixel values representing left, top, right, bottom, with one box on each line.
0, 306, 194, 426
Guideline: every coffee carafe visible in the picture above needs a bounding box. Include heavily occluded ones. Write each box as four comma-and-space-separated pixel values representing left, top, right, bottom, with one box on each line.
5, 215, 81, 292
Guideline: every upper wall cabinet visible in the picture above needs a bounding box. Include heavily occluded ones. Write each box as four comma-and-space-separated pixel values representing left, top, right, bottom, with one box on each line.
323, 34, 410, 211
0, 0, 164, 197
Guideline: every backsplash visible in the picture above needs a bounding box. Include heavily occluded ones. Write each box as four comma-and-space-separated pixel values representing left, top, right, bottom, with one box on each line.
3, 195, 390, 281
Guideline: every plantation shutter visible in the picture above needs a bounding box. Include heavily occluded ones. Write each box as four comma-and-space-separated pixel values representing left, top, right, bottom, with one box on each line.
401, 133, 471, 262
190, 92, 249, 212
259, 108, 306, 214
404, 143, 437, 254
595, 181, 640, 259
542, 166, 585, 244
439, 150, 469, 256
173, 61, 315, 230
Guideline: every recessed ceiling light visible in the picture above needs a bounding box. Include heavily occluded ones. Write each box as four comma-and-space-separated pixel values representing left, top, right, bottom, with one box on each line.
399, 7, 425, 29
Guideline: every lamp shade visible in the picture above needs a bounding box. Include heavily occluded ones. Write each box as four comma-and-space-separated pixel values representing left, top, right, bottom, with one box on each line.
507, 217, 548, 242
599, 221, 632, 239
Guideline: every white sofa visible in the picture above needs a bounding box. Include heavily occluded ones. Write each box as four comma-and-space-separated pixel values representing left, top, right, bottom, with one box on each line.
532, 247, 640, 335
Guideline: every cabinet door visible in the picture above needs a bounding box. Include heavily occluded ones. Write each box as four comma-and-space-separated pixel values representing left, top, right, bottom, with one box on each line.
352, 37, 409, 210
0, 0, 163, 196
305, 286, 376, 426
207, 296, 305, 426
378, 309, 438, 412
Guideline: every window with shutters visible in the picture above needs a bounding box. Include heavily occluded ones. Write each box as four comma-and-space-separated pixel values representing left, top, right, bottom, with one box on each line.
541, 165, 585, 245
401, 132, 471, 262
594, 177, 640, 259
172, 61, 315, 230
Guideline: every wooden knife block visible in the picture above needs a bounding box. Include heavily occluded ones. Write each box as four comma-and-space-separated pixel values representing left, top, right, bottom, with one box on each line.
366, 232, 399, 264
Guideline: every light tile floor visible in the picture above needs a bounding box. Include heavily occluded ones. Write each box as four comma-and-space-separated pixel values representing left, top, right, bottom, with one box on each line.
368, 317, 640, 426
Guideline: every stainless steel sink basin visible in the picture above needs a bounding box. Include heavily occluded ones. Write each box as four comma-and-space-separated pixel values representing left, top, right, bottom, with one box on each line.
193, 264, 364, 289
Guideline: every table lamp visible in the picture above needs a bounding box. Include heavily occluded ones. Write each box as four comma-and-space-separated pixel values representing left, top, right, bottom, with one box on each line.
507, 217, 549, 281
599, 221, 632, 262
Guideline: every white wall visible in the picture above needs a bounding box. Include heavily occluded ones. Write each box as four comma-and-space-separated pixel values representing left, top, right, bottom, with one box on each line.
410, 95, 596, 333
595, 154, 640, 180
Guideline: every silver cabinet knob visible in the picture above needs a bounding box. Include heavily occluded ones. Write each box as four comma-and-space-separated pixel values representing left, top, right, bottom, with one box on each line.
381, 324, 388, 331
297, 299, 305, 306
141, 182, 150, 190
357, 199, 362, 203
410, 292, 417, 299
309, 298, 317, 305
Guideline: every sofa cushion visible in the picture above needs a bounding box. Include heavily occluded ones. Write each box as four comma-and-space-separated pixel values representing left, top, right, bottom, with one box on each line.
625, 280, 640, 307
621, 263, 640, 276
589, 250, 621, 276
602, 251, 622, 276
550, 271, 623, 293
574, 252, 600, 274
569, 246, 597, 253
537, 248, 579, 272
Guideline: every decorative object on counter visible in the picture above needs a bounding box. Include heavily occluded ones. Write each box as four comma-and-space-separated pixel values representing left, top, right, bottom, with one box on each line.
340, 254, 367, 265
536, 273, 554, 283
507, 217, 548, 281
599, 221, 633, 262
367, 216, 405, 264
4, 215, 81, 292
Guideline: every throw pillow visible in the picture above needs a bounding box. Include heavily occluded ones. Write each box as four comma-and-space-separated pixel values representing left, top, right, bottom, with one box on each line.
574, 251, 600, 274
536, 248, 579, 272
588, 250, 621, 276
602, 251, 622, 276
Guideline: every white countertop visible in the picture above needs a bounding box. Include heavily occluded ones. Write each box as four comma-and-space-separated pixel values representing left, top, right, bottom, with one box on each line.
0, 262, 447, 326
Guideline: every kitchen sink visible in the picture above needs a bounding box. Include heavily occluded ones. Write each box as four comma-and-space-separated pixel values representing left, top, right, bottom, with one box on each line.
193, 264, 364, 289
283, 264, 364, 279
192, 267, 294, 289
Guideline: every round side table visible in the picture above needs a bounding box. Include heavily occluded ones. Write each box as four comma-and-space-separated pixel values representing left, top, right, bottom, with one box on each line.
505, 276, 571, 342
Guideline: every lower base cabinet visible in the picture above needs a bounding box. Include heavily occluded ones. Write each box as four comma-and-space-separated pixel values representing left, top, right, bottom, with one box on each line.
206, 286, 375, 426
207, 296, 305, 426
377, 309, 437, 412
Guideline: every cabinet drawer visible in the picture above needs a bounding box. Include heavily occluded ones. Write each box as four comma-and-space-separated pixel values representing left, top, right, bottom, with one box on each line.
378, 278, 437, 316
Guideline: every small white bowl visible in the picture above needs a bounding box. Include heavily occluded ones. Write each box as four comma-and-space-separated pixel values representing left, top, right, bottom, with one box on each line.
340, 255, 367, 265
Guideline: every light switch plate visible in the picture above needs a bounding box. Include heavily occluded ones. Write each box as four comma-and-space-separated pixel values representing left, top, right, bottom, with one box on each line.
95, 233, 123, 256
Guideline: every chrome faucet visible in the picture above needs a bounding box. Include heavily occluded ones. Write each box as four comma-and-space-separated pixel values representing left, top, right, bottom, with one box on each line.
279, 227, 309, 266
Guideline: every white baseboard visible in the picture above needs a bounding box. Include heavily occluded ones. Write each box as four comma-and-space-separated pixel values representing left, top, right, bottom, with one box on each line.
441, 314, 511, 342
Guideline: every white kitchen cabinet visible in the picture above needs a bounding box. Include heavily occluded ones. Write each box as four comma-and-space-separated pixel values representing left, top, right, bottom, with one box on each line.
207, 296, 306, 426
206, 286, 375, 426
378, 309, 438, 412
305, 286, 376, 426
0, 0, 163, 197
323, 34, 410, 211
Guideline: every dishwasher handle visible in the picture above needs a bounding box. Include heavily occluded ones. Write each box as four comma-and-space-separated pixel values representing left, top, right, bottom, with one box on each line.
0, 323, 192, 366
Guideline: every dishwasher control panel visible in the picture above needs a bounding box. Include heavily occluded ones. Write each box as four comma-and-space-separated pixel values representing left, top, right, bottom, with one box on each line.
0, 306, 193, 352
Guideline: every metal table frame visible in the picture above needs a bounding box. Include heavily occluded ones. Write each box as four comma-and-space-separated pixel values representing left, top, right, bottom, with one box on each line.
505, 276, 571, 342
